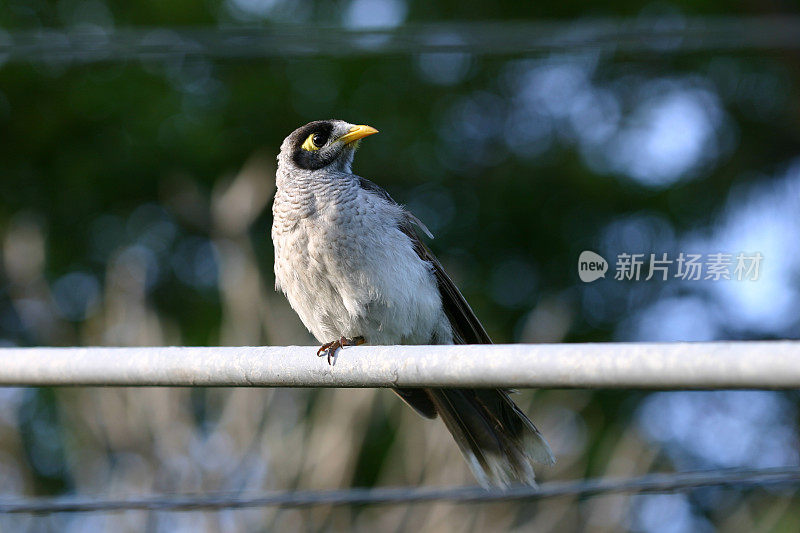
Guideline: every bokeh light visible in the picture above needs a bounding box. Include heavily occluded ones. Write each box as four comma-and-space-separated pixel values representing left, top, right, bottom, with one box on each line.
0, 2, 797, 531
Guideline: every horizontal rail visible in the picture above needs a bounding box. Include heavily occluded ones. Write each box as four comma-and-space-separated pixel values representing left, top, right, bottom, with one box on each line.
2, 17, 800, 65
0, 341, 796, 388
0, 467, 797, 513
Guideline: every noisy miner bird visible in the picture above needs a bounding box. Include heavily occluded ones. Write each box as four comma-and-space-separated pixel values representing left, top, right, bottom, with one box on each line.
272, 119, 555, 486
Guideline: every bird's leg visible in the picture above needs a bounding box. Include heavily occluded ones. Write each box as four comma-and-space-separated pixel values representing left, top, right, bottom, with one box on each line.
316, 336, 366, 365
316, 340, 341, 364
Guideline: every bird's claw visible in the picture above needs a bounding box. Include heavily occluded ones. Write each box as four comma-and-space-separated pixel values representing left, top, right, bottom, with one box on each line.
317, 336, 365, 365
316, 339, 341, 365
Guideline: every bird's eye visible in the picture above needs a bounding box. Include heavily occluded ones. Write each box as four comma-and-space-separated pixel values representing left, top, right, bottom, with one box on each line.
302, 132, 328, 152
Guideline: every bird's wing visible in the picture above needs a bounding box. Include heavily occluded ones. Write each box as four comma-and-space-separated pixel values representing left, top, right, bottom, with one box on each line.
357, 176, 492, 345
357, 178, 559, 479
399, 227, 492, 345
393, 217, 557, 478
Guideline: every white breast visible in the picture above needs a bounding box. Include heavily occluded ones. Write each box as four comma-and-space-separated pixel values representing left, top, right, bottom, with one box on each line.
272, 175, 451, 346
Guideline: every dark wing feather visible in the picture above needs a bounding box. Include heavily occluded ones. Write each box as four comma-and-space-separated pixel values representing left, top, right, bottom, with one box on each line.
399, 224, 491, 345
357, 176, 491, 345
397, 218, 556, 480
357, 177, 555, 484
393, 388, 438, 419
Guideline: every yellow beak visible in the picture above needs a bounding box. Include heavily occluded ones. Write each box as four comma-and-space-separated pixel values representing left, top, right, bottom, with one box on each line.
338, 124, 379, 144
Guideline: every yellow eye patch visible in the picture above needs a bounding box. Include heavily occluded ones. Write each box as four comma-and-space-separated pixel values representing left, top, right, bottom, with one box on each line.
302, 133, 321, 152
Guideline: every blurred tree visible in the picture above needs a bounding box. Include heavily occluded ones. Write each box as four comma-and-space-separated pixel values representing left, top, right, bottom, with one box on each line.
0, 1, 798, 531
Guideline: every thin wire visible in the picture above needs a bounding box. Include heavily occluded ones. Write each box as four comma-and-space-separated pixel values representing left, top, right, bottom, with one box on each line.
2, 16, 800, 64
0, 467, 797, 514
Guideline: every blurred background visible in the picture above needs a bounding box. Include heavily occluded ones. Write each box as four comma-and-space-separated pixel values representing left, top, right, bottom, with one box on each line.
1, 1, 800, 531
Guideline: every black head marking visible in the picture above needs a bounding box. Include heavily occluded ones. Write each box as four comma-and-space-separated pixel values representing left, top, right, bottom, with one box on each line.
291, 121, 337, 171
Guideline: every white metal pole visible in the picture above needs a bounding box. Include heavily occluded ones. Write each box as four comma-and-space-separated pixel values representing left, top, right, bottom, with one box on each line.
0, 341, 795, 388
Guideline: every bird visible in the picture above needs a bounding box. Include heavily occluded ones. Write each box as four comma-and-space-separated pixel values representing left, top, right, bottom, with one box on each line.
271, 119, 555, 486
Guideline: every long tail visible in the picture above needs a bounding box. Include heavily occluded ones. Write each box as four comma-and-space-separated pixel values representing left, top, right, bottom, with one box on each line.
424, 388, 555, 487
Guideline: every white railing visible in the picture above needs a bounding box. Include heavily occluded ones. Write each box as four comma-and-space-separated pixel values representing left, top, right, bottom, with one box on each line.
0, 340, 797, 513
0, 341, 796, 388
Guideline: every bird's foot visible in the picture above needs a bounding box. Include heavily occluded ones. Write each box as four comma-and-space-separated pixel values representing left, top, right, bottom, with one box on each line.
317, 336, 365, 365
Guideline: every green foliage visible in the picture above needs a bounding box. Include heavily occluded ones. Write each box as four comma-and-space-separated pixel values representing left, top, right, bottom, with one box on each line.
0, 1, 798, 530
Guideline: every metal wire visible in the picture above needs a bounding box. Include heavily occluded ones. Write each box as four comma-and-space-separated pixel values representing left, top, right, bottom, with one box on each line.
0, 467, 796, 514
0, 341, 797, 389
2, 16, 800, 64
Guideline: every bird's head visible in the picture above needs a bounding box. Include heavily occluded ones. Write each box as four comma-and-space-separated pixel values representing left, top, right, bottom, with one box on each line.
277, 119, 379, 178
